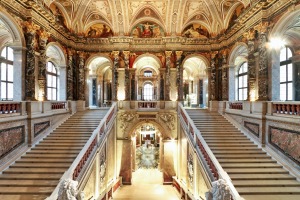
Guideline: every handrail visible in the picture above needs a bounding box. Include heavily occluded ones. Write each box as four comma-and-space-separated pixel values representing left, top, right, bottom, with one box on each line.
228, 101, 243, 110
271, 101, 300, 115
51, 101, 67, 110
46, 102, 117, 200
178, 103, 243, 200
0, 101, 21, 114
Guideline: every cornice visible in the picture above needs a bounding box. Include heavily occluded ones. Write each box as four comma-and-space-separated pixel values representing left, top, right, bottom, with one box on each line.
0, 0, 296, 53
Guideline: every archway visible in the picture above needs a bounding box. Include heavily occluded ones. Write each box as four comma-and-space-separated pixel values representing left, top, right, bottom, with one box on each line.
86, 56, 113, 107
182, 56, 208, 107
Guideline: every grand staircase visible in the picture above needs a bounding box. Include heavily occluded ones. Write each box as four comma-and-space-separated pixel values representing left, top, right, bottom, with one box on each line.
0, 109, 108, 200
186, 109, 300, 200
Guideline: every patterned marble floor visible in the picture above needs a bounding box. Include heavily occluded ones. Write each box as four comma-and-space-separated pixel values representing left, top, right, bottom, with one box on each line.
113, 169, 180, 200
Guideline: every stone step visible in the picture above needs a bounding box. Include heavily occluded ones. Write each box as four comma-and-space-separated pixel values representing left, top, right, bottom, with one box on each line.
222, 163, 281, 168
22, 154, 77, 158
212, 150, 265, 154
0, 194, 48, 200
218, 159, 276, 163
41, 139, 88, 143
233, 180, 300, 187
215, 154, 271, 159
0, 174, 62, 180
11, 163, 70, 168
3, 168, 66, 174
46, 135, 90, 139
28, 150, 80, 154
207, 144, 257, 147
0, 187, 53, 195
241, 195, 300, 200
229, 174, 296, 180
210, 146, 261, 150
33, 146, 82, 150
237, 187, 300, 195
226, 168, 288, 174
35, 143, 85, 147
206, 140, 251, 143
0, 180, 58, 187
16, 158, 74, 163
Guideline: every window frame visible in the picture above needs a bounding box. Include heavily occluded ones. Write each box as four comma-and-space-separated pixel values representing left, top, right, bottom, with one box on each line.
46, 61, 58, 101
0, 46, 14, 101
279, 47, 293, 101
236, 62, 248, 101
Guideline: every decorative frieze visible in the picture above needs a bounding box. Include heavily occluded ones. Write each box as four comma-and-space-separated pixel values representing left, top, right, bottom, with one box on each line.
0, 126, 25, 159
34, 121, 50, 137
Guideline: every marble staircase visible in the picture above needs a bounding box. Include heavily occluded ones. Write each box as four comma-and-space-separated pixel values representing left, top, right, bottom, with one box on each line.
186, 109, 300, 200
0, 109, 108, 200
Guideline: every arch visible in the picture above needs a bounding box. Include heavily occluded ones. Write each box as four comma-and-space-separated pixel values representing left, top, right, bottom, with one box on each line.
0, 8, 25, 47
133, 53, 162, 75
46, 42, 66, 66
228, 42, 248, 66
182, 54, 210, 68
86, 53, 113, 68
270, 5, 300, 46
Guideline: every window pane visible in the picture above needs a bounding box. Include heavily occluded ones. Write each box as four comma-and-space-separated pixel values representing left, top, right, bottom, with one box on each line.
1, 63, 6, 81
47, 88, 52, 100
7, 83, 13, 99
280, 84, 286, 101
287, 64, 293, 81
280, 48, 286, 62
53, 76, 57, 87
243, 88, 247, 100
287, 83, 293, 100
280, 65, 286, 82
1, 82, 6, 99
7, 64, 13, 82
47, 75, 51, 87
53, 89, 57, 100
1, 48, 6, 58
287, 48, 292, 59
47, 62, 52, 72
7, 47, 13, 61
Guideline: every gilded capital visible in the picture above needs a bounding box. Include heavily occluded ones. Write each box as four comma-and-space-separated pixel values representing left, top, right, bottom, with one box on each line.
23, 20, 39, 34
254, 22, 269, 34
165, 51, 172, 57
39, 29, 50, 41
112, 51, 119, 58
123, 51, 130, 59
243, 29, 255, 41
175, 51, 183, 59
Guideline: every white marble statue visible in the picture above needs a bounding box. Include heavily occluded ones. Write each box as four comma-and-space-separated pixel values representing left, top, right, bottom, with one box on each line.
205, 179, 231, 200
57, 179, 85, 200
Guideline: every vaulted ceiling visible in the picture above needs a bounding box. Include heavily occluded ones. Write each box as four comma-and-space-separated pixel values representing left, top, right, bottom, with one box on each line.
45, 0, 250, 37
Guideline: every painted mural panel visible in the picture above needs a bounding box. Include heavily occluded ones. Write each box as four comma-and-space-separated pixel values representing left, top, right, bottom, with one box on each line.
182, 24, 209, 38
131, 22, 164, 38
85, 24, 113, 38
270, 126, 300, 164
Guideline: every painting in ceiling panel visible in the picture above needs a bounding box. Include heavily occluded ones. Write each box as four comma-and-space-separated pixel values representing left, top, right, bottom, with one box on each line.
85, 23, 113, 38
183, 1, 210, 25
90, 0, 112, 21
182, 24, 209, 39
128, 0, 166, 22
131, 22, 164, 38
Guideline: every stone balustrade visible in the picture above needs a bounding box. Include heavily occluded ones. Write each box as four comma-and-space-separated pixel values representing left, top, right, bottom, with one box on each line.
229, 102, 243, 110
271, 102, 300, 115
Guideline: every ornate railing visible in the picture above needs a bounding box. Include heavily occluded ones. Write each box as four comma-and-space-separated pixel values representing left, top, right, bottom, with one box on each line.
47, 102, 117, 199
178, 103, 242, 200
229, 102, 243, 110
0, 102, 21, 114
51, 101, 67, 110
138, 101, 157, 108
272, 102, 300, 115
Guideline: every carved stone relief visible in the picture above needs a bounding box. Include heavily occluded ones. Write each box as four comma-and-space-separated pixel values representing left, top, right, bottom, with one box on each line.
119, 112, 137, 132
187, 153, 194, 184
159, 113, 175, 131
205, 179, 230, 200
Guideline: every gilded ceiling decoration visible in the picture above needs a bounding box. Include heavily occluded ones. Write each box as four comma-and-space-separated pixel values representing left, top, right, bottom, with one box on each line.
45, 0, 250, 37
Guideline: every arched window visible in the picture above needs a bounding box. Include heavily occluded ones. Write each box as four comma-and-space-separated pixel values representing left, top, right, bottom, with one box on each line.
236, 62, 248, 100
46, 61, 58, 101
143, 83, 153, 101
0, 47, 13, 100
280, 47, 293, 101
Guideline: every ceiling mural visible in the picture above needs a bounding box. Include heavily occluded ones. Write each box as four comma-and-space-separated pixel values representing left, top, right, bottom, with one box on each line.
45, 0, 251, 37
182, 24, 209, 38
131, 22, 164, 38
85, 23, 113, 38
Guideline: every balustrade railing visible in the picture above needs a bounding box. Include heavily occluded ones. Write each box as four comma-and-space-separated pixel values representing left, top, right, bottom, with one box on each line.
51, 101, 67, 110
229, 102, 243, 110
0, 102, 21, 114
47, 102, 117, 200
138, 101, 157, 108
178, 103, 242, 200
272, 102, 300, 115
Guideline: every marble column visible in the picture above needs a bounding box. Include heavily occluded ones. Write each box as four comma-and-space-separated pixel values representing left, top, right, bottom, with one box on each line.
123, 51, 130, 100
11, 46, 26, 101
112, 51, 119, 101
210, 52, 217, 100
37, 29, 49, 101
176, 51, 184, 101
159, 68, 166, 100
78, 52, 86, 100
221, 53, 229, 100
67, 49, 74, 100
247, 39, 256, 101
165, 51, 172, 101
24, 31, 37, 100
228, 65, 236, 101
257, 32, 269, 100
129, 68, 136, 100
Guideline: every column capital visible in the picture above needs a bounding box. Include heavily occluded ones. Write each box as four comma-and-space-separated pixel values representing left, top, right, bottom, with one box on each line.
112, 51, 119, 58
123, 51, 130, 59
165, 51, 172, 57
175, 51, 183, 58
